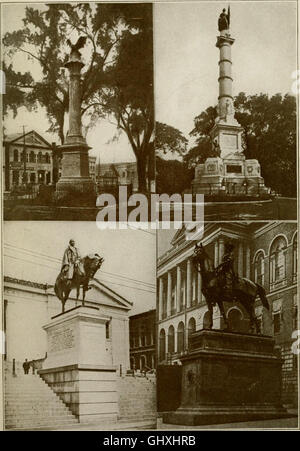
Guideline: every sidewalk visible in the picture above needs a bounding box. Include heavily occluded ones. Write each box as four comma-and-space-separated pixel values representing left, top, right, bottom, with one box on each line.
158, 414, 298, 430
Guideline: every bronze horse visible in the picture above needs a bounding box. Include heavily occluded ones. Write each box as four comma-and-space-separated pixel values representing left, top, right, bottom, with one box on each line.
193, 243, 269, 333
54, 254, 104, 313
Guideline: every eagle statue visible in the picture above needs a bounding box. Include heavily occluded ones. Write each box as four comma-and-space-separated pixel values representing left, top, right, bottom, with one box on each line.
66, 36, 87, 56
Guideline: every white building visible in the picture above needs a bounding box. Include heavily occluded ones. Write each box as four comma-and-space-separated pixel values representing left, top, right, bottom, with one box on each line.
3, 276, 132, 372
3, 130, 54, 191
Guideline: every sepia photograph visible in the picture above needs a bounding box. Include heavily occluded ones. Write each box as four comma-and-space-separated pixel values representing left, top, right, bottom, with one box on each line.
3, 221, 156, 429
155, 2, 297, 221
156, 221, 298, 428
2, 2, 154, 220
0, 0, 299, 435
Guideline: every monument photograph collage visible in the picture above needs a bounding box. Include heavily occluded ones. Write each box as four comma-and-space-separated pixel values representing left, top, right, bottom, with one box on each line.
0, 0, 299, 433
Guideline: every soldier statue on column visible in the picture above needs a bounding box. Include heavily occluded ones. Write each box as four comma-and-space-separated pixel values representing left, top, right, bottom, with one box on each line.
218, 6, 230, 32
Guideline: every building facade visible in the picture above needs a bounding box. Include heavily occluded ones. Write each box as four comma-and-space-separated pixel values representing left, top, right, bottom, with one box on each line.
3, 276, 132, 373
157, 222, 298, 404
3, 131, 54, 191
129, 309, 156, 371
97, 162, 138, 193
89, 155, 97, 181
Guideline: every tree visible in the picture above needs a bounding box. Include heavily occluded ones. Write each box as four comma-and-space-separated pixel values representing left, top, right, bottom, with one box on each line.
155, 122, 191, 194
156, 156, 194, 195
3, 3, 154, 192
234, 92, 296, 197
88, 3, 154, 192
155, 121, 188, 156
187, 93, 296, 197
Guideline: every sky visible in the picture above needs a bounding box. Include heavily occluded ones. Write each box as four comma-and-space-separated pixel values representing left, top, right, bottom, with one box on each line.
155, 1, 297, 136
4, 222, 156, 316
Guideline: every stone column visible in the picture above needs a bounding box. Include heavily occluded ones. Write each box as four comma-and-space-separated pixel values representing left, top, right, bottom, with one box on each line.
55, 46, 95, 202
216, 32, 235, 121
68, 62, 83, 141
197, 271, 202, 303
167, 272, 172, 317
245, 245, 251, 279
219, 238, 225, 263
192, 270, 197, 304
214, 241, 219, 267
186, 259, 192, 309
174, 326, 178, 354
159, 277, 164, 320
176, 266, 181, 313
238, 242, 244, 277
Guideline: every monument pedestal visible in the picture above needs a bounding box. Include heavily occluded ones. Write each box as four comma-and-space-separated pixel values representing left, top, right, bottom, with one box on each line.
163, 330, 290, 426
55, 142, 96, 204
39, 306, 118, 423
192, 155, 269, 197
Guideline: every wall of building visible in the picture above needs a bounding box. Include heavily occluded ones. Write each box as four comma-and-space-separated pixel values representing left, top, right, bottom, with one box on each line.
4, 279, 131, 372
129, 310, 156, 370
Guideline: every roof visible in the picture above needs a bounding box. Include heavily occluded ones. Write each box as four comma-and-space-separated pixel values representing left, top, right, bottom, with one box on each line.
4, 276, 51, 291
129, 308, 156, 320
3, 130, 54, 148
4, 275, 132, 309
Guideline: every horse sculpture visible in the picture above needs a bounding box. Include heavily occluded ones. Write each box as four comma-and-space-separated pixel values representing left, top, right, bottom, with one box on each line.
193, 243, 269, 334
54, 254, 104, 313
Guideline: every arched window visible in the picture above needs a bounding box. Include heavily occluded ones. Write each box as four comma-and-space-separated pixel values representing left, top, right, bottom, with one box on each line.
177, 322, 185, 353
270, 236, 287, 289
188, 317, 196, 347
159, 329, 166, 362
167, 325, 175, 354
293, 233, 297, 282
254, 251, 265, 285
45, 153, 50, 164
29, 151, 36, 163
37, 152, 42, 163
13, 149, 19, 162
21, 150, 27, 162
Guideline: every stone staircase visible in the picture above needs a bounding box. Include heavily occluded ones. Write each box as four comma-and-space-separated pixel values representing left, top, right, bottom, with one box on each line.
5, 367, 79, 430
117, 374, 157, 427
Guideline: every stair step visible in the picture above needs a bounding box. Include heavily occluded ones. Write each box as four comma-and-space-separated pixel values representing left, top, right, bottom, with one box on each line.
5, 372, 78, 428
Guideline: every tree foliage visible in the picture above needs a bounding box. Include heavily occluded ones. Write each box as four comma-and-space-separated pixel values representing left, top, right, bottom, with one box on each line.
156, 156, 194, 195
155, 121, 188, 156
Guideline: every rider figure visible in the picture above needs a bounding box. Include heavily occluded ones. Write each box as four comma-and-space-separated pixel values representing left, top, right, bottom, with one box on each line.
218, 242, 236, 297
61, 239, 83, 280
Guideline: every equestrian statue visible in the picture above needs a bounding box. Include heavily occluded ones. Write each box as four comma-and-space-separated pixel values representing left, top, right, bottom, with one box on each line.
193, 242, 269, 334
54, 239, 104, 313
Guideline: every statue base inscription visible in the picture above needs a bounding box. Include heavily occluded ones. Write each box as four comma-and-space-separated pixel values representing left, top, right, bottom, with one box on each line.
39, 306, 118, 423
43, 305, 109, 369
163, 329, 291, 426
